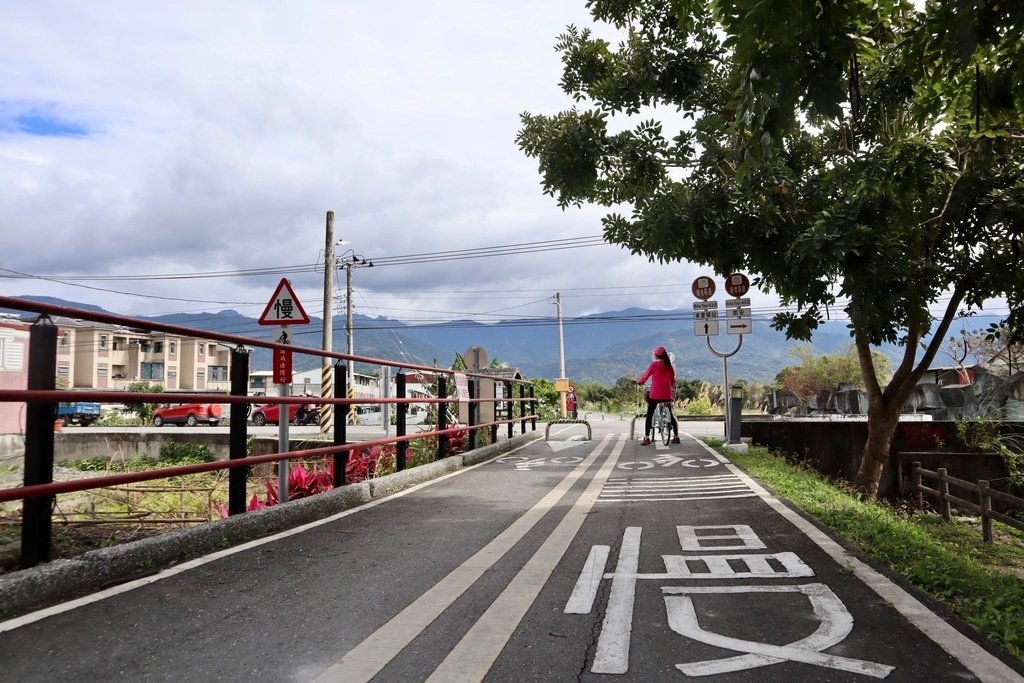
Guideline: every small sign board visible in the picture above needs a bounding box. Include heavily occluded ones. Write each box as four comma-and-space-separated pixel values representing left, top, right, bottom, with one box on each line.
692, 301, 719, 310
727, 307, 751, 318
259, 278, 311, 326
694, 310, 719, 320
454, 372, 470, 401
725, 297, 751, 308
274, 348, 292, 384
555, 378, 572, 392
695, 320, 720, 336
691, 276, 716, 301
725, 273, 750, 297
727, 319, 753, 335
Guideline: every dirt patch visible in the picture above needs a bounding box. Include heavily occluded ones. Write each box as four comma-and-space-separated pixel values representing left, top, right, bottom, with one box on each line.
0, 521, 173, 573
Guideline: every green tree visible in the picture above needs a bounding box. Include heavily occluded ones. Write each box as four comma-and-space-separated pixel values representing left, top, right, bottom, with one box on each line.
776, 345, 892, 400
517, 0, 1024, 496
124, 381, 163, 422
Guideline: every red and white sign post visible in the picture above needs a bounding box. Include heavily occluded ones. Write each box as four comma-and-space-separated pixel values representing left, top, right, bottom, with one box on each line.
258, 279, 310, 503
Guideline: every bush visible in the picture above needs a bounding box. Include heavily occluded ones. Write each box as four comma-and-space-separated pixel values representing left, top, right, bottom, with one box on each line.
158, 442, 214, 465
682, 396, 714, 416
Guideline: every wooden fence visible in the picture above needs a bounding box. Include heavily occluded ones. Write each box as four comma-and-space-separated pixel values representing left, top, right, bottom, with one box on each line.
911, 460, 1024, 543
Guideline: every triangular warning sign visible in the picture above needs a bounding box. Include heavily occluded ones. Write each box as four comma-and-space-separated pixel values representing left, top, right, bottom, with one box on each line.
258, 278, 310, 325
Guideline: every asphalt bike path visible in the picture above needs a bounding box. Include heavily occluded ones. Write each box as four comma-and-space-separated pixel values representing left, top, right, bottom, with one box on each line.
0, 422, 1020, 681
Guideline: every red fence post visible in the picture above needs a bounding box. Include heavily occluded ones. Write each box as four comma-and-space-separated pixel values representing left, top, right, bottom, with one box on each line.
396, 371, 407, 471
437, 376, 449, 461
228, 347, 250, 516
21, 317, 58, 568
333, 363, 348, 488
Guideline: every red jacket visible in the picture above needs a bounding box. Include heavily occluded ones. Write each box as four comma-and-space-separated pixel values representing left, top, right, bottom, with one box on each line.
639, 360, 675, 401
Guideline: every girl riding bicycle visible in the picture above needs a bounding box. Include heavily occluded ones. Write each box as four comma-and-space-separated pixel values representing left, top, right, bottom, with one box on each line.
637, 346, 680, 445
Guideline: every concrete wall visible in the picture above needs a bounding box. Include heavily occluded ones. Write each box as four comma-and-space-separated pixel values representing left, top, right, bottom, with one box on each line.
741, 419, 1017, 498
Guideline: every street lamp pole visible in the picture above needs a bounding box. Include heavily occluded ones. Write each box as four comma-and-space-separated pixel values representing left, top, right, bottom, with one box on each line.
555, 292, 567, 418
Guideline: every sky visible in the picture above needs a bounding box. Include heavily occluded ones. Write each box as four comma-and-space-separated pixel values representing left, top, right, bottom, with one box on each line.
0, 1, 773, 332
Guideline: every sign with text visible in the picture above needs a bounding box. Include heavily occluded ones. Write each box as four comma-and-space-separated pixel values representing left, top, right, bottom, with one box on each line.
725, 273, 750, 297
694, 310, 719, 320
725, 298, 751, 308
692, 301, 719, 310
691, 276, 716, 301
274, 348, 293, 384
259, 278, 311, 326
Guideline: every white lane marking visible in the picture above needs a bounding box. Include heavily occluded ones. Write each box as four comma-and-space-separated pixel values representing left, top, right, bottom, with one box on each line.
591, 526, 642, 674
426, 437, 626, 682
0, 437, 543, 635
664, 584, 894, 678
658, 551, 814, 579
677, 525, 767, 551
564, 545, 610, 614
692, 439, 1023, 683
547, 441, 583, 452
314, 434, 616, 683
599, 474, 755, 502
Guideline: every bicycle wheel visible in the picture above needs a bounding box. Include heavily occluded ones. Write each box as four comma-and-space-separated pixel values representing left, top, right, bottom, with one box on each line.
658, 404, 672, 445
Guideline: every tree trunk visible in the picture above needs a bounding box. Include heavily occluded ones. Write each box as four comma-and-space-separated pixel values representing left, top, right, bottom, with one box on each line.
854, 395, 902, 497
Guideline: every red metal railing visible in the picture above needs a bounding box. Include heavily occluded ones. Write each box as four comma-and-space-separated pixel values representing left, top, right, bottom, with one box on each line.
0, 295, 538, 568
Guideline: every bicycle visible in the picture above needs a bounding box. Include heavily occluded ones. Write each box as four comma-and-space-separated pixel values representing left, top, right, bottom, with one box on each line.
652, 401, 673, 446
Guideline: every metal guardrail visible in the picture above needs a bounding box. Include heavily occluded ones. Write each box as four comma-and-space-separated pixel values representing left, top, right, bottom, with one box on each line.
911, 460, 1024, 543
544, 419, 591, 441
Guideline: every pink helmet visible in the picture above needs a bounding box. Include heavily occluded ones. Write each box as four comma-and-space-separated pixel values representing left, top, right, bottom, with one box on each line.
653, 346, 666, 356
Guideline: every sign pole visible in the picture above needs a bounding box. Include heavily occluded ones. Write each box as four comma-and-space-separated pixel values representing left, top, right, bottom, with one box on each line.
277, 325, 291, 503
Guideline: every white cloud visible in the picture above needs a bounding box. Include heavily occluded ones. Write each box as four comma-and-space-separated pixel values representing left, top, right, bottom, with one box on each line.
0, 0, 769, 327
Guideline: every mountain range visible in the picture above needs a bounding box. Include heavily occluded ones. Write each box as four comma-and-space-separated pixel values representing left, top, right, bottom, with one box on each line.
2, 296, 1000, 385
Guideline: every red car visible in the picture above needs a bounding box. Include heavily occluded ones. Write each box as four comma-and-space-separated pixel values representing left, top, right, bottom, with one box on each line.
250, 402, 317, 426
153, 403, 222, 427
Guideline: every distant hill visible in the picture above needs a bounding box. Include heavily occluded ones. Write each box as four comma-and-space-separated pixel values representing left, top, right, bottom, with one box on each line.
1, 295, 1006, 385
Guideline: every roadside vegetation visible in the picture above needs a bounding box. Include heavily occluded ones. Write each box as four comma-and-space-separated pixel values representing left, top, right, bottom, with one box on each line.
721, 442, 1024, 661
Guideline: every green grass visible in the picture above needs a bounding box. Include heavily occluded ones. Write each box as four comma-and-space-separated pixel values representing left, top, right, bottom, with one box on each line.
722, 443, 1024, 661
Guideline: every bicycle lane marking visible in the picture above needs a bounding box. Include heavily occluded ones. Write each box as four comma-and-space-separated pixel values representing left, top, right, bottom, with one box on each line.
426, 434, 627, 682
313, 434, 617, 683
690, 438, 1023, 683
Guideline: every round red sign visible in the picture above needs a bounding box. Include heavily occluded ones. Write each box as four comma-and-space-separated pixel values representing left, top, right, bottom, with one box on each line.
691, 276, 716, 301
725, 273, 750, 297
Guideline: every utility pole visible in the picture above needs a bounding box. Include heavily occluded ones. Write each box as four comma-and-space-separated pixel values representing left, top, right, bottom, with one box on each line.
338, 248, 373, 425
320, 211, 334, 436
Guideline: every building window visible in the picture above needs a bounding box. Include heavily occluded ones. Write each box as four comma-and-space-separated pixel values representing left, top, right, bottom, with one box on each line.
168, 370, 177, 378
141, 362, 164, 380
97, 368, 108, 377
99, 335, 108, 350
154, 341, 164, 354
210, 366, 228, 381
170, 342, 176, 354
197, 370, 206, 379
198, 344, 205, 357
60, 332, 69, 347
252, 377, 266, 389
